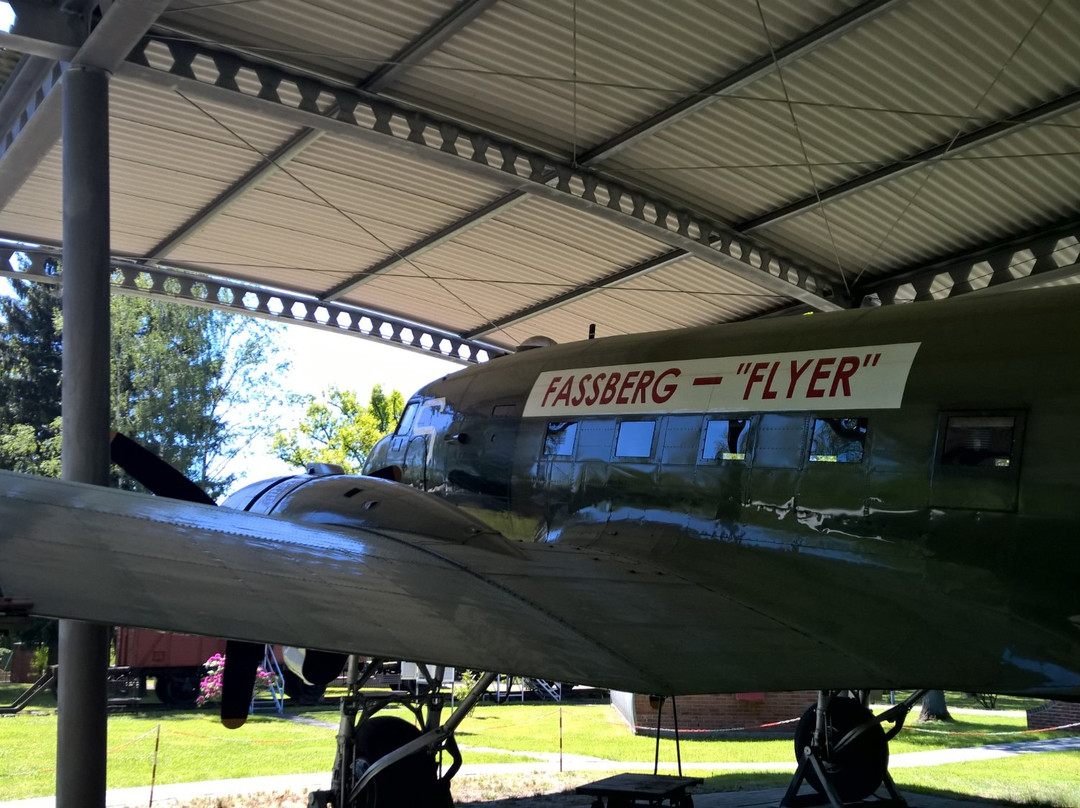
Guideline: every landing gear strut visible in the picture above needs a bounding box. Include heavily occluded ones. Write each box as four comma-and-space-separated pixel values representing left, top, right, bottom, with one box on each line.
781, 689, 926, 808
308, 657, 495, 808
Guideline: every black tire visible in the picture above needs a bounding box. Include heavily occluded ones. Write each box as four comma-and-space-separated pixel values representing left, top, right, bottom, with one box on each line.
155, 671, 200, 709
794, 696, 888, 803
352, 716, 452, 808
283, 667, 327, 705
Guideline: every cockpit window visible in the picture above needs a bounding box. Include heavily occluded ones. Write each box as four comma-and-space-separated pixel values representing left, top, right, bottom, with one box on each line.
395, 400, 420, 436
702, 418, 751, 461
941, 415, 1016, 468
809, 417, 867, 463
543, 422, 578, 456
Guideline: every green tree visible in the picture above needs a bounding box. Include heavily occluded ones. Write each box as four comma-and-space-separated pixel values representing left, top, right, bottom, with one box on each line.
0, 279, 288, 499
108, 296, 288, 499
272, 384, 405, 473
0, 280, 62, 473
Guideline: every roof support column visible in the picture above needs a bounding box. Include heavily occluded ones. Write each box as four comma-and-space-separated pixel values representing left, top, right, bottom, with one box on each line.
58, 64, 111, 808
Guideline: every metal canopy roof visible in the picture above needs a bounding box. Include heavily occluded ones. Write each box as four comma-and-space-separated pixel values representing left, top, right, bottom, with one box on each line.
1, 0, 1079, 363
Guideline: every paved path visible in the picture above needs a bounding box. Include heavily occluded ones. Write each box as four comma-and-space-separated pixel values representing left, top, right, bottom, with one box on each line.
2, 734, 1077, 807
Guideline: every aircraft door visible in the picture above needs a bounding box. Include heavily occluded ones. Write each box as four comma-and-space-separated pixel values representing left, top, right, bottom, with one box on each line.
443, 401, 517, 517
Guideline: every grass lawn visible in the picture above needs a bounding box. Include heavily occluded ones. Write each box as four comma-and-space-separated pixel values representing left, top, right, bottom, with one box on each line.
893, 752, 1080, 808
2, 686, 1078, 804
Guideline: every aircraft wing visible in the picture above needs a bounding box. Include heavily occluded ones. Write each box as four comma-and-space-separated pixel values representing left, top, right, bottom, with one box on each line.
0, 468, 875, 695
6, 469, 1079, 696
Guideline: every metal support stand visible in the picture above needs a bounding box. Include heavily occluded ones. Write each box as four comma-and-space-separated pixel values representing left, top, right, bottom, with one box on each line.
780, 690, 925, 808
309, 661, 495, 808
57, 63, 111, 808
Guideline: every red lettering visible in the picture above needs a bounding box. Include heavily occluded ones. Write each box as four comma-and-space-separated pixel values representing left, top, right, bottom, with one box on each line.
806, 357, 835, 398
830, 356, 860, 397
787, 359, 813, 398
552, 377, 573, 406
633, 370, 655, 404
743, 362, 770, 400
585, 373, 604, 406
541, 376, 562, 407
600, 372, 621, 405
762, 361, 780, 400
653, 368, 681, 403
571, 373, 592, 406
616, 370, 640, 404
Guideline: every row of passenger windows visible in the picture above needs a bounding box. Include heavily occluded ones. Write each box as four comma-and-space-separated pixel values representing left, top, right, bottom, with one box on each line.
543, 413, 1019, 468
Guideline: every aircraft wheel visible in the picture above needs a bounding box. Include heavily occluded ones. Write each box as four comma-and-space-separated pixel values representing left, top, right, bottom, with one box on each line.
155, 671, 200, 709
794, 696, 888, 803
352, 715, 452, 808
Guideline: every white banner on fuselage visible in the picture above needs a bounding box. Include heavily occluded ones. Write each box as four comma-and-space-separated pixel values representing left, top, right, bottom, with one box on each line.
523, 343, 922, 417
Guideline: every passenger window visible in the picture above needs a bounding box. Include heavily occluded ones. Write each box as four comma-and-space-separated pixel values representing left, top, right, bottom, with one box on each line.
941, 415, 1016, 468
809, 417, 867, 463
395, 401, 420, 436
615, 420, 655, 458
543, 422, 578, 457
702, 418, 751, 462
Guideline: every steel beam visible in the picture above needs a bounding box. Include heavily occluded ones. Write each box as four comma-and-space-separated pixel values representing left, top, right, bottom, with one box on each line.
578, 0, 905, 165
363, 0, 499, 93
0, 56, 64, 211
148, 0, 497, 262
57, 62, 111, 808
0, 0, 172, 212
859, 217, 1080, 306
119, 37, 837, 309
0, 242, 503, 363
739, 87, 1080, 233
321, 2, 900, 307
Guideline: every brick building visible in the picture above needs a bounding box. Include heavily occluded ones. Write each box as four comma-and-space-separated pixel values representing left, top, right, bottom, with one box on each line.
612, 690, 816, 737
1027, 700, 1080, 730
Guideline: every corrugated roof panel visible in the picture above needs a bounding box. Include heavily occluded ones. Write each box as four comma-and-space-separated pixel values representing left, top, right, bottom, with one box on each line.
605, 0, 1072, 231
212, 188, 428, 260
759, 136, 1080, 285
353, 273, 497, 336
294, 136, 512, 209
160, 0, 449, 86
459, 197, 667, 280
169, 214, 376, 295
110, 78, 301, 162
603, 87, 831, 223
390, 0, 863, 157
619, 257, 789, 322
0, 148, 62, 245
338, 196, 673, 325
494, 306, 601, 347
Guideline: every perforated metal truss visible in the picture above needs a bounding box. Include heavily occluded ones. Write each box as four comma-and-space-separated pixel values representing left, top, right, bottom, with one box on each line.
860, 220, 1080, 306
0, 245, 500, 364
120, 36, 842, 312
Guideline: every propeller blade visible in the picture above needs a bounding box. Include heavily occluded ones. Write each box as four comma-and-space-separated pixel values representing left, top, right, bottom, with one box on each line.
110, 431, 345, 724
302, 650, 348, 686
109, 431, 215, 505
221, 640, 264, 729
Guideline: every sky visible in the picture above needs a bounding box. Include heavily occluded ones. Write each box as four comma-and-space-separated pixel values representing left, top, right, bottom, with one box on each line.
219, 318, 460, 491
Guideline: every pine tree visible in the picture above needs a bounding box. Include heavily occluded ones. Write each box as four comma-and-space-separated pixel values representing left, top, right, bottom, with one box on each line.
0, 280, 62, 474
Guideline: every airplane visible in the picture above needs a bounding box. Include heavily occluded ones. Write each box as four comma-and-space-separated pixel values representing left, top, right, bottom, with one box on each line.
2, 283, 1080, 808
